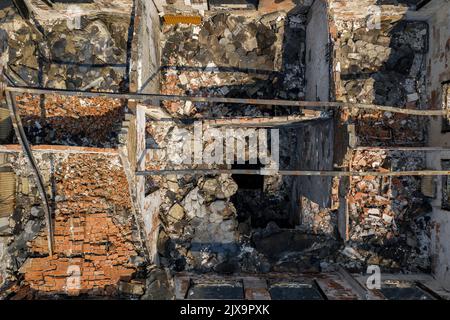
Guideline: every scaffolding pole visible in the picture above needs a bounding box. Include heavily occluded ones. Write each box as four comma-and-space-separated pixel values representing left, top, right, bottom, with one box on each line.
5, 86, 448, 117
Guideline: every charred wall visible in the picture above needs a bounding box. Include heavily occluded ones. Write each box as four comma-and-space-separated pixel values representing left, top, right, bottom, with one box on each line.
305, 0, 331, 102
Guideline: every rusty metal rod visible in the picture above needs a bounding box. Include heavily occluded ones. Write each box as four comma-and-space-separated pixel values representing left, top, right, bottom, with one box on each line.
355, 146, 450, 151
5, 91, 54, 255
137, 169, 450, 176
5, 86, 446, 117
147, 116, 321, 127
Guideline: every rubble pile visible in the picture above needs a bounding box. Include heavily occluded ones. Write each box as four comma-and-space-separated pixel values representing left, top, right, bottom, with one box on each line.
148, 11, 343, 274
16, 94, 125, 147
146, 113, 320, 273
145, 122, 242, 273
329, 8, 432, 273
300, 196, 336, 236
2, 153, 147, 298
0, 153, 49, 290
41, 15, 129, 91
340, 150, 432, 272
355, 112, 424, 146
156, 174, 240, 272
336, 20, 428, 146
144, 122, 335, 274
160, 12, 306, 118
161, 12, 281, 72
0, 5, 129, 91
1, 5, 130, 146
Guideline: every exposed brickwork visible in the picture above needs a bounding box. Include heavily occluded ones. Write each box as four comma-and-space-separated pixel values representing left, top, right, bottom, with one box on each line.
19, 154, 142, 296
344, 149, 430, 271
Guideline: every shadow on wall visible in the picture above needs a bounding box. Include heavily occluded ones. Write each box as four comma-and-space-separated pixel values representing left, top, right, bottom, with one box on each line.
0, 0, 12, 10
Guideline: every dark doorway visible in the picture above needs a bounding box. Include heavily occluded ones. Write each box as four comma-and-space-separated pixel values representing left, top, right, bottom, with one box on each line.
231, 162, 264, 190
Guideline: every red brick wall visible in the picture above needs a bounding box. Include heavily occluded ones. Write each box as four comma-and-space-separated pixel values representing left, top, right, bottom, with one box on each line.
19, 154, 142, 296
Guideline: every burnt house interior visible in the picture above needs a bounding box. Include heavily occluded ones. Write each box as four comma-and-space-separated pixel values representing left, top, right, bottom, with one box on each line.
1, 0, 450, 300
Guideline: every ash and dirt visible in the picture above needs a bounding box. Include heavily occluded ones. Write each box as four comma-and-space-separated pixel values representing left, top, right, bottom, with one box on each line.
149, 11, 339, 275
159, 11, 306, 118
0, 152, 150, 299
149, 11, 433, 276
331, 9, 432, 273
0, 2, 130, 147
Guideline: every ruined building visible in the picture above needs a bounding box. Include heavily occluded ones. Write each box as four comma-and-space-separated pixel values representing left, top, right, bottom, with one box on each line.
0, 0, 450, 300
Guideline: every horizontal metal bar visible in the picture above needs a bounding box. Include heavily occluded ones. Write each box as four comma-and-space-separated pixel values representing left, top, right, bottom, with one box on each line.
355, 146, 450, 151
0, 144, 119, 155
137, 169, 450, 176
5, 86, 446, 117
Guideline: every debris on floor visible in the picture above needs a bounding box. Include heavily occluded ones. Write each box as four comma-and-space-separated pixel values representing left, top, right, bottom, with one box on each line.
1, 0, 450, 301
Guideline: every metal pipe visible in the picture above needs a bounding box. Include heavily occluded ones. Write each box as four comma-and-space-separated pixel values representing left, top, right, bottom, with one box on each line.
137, 169, 450, 176
5, 92, 54, 255
5, 86, 447, 117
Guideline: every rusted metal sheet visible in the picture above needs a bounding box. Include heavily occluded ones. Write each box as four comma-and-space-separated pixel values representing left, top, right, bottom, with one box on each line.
0, 171, 15, 217
315, 273, 359, 300
163, 15, 202, 25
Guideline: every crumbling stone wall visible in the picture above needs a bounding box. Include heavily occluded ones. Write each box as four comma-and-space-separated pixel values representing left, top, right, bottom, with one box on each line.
0, 151, 49, 292
327, 0, 432, 272
0, 3, 130, 91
